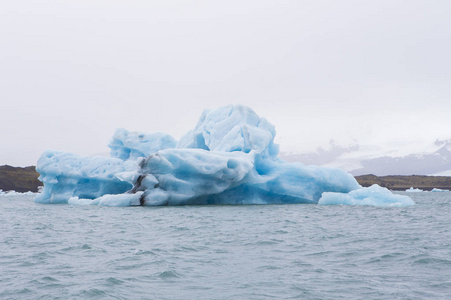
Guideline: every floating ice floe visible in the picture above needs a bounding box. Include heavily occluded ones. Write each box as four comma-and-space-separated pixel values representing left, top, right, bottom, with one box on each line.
34, 104, 414, 207
431, 188, 449, 192
0, 190, 36, 196
405, 187, 424, 193
319, 184, 415, 207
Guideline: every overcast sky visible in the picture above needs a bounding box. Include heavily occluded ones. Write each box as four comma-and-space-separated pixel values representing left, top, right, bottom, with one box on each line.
1, 0, 450, 166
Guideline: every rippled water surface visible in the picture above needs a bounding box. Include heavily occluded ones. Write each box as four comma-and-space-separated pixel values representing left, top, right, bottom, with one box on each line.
1, 192, 450, 299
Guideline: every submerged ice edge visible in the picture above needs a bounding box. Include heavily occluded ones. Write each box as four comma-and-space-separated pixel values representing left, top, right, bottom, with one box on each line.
34, 104, 414, 207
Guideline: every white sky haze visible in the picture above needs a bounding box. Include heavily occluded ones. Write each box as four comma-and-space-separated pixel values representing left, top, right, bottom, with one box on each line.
1, 0, 451, 166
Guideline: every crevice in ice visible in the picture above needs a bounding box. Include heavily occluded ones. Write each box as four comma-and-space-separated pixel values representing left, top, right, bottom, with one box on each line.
139, 193, 145, 206
228, 105, 234, 117
130, 175, 146, 194
195, 133, 209, 151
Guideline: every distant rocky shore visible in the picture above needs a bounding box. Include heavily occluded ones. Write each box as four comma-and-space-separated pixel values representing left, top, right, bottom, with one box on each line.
355, 174, 451, 191
1, 165, 451, 193
0, 165, 41, 193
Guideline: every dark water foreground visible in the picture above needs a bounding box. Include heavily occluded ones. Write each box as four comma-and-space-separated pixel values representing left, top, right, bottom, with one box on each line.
1, 193, 450, 299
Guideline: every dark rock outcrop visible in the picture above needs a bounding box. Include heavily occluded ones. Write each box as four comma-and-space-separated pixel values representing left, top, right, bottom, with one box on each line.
355, 174, 451, 191
0, 165, 41, 192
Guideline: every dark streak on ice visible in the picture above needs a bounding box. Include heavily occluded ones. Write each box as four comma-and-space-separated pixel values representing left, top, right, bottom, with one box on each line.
128, 174, 147, 206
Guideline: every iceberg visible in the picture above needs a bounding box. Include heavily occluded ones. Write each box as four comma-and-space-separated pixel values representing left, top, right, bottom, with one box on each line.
35, 104, 413, 207
319, 184, 415, 207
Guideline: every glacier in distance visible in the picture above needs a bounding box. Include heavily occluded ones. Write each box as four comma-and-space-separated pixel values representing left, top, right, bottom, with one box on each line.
35, 105, 414, 207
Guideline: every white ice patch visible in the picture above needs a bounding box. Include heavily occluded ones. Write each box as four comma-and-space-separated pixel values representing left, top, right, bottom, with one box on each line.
94, 192, 144, 207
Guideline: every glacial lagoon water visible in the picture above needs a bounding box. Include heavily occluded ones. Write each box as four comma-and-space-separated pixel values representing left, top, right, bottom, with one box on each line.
1, 192, 450, 299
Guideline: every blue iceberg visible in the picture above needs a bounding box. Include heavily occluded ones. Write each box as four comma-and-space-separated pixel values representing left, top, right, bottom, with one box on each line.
35, 104, 413, 206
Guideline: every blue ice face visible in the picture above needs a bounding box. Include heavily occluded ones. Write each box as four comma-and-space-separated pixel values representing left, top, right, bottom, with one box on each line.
34, 104, 412, 207
34, 150, 137, 204
109, 128, 177, 161
177, 105, 279, 158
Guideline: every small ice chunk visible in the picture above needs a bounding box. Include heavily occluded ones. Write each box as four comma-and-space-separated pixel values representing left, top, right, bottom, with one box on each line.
68, 197, 95, 205
431, 188, 449, 192
405, 187, 423, 192
94, 192, 144, 206
319, 184, 415, 207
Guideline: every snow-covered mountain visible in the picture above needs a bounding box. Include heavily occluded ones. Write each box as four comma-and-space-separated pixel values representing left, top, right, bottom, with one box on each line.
281, 139, 451, 176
